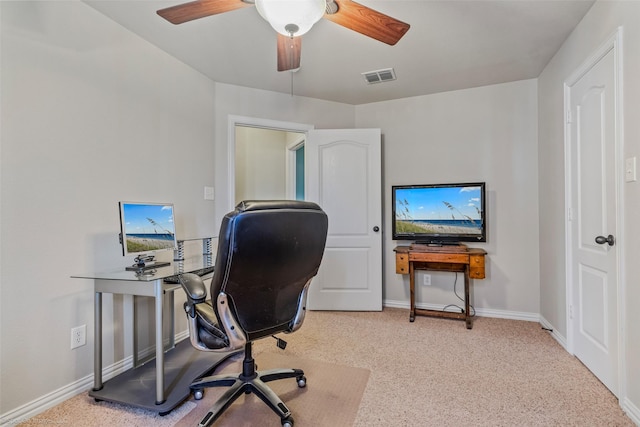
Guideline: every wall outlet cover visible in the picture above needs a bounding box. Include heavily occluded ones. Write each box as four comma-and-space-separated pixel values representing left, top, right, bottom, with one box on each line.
71, 325, 86, 349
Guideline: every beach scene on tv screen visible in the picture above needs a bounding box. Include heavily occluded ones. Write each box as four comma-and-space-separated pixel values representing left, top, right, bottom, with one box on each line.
123, 204, 176, 253
395, 186, 483, 235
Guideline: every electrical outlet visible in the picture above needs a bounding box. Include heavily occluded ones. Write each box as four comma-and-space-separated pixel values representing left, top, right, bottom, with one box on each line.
423, 274, 431, 286
71, 325, 86, 349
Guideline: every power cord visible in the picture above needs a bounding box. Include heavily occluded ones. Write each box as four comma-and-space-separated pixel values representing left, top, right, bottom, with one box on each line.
441, 272, 476, 316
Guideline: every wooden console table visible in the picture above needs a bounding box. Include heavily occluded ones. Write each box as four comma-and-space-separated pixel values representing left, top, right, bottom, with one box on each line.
394, 244, 487, 329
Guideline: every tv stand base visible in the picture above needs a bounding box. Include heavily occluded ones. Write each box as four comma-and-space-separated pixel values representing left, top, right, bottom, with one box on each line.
413, 241, 461, 247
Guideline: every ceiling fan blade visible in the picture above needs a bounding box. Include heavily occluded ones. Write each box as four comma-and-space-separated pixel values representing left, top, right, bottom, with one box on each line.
277, 34, 302, 72
157, 0, 252, 25
324, 0, 410, 46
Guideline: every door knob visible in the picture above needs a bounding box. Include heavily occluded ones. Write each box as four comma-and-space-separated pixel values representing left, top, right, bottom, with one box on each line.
373, 226, 380, 232
595, 234, 615, 246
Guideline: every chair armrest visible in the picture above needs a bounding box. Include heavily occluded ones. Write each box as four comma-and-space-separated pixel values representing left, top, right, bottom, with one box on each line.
179, 273, 207, 304
288, 278, 312, 333
178, 279, 247, 352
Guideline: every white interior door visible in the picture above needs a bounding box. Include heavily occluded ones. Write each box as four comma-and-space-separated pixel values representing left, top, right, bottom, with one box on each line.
306, 129, 382, 310
567, 47, 619, 395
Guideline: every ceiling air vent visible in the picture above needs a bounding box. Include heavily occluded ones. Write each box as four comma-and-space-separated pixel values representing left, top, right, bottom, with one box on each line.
362, 68, 397, 84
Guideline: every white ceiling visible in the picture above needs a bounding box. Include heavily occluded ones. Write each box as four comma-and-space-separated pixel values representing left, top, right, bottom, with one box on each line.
85, 0, 595, 105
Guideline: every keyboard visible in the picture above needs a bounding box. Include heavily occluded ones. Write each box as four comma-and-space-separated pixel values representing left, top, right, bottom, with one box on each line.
163, 266, 215, 284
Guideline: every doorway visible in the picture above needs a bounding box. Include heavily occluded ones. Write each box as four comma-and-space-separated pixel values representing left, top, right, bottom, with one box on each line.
227, 116, 384, 311
286, 136, 306, 201
564, 29, 625, 397
234, 126, 305, 203
227, 115, 313, 210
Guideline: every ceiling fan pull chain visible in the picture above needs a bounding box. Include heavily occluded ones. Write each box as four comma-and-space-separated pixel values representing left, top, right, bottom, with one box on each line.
289, 35, 294, 97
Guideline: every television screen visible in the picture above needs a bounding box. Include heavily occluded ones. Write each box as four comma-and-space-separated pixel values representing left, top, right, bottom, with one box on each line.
392, 182, 486, 244
118, 202, 177, 257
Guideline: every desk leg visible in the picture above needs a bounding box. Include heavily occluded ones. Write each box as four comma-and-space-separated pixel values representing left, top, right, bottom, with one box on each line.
155, 280, 165, 405
464, 267, 472, 329
167, 290, 175, 350
133, 295, 139, 368
409, 262, 416, 322
94, 291, 103, 391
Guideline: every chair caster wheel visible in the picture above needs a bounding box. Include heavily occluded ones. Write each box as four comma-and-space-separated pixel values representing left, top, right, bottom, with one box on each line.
296, 375, 306, 388
193, 389, 204, 400
282, 416, 294, 427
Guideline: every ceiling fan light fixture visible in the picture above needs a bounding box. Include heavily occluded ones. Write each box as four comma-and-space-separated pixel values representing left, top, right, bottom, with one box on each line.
255, 0, 326, 36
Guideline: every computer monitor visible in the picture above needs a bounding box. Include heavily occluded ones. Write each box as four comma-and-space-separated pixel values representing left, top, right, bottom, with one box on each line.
118, 201, 177, 270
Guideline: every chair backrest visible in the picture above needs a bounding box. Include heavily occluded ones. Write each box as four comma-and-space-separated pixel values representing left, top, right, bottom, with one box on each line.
211, 200, 328, 341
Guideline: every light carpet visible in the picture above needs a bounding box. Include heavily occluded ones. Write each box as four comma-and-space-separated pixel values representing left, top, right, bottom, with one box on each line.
15, 395, 194, 427
16, 352, 369, 427
175, 351, 370, 426
15, 308, 634, 426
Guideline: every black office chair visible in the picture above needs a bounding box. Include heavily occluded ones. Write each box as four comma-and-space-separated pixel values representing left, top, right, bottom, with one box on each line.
178, 200, 328, 427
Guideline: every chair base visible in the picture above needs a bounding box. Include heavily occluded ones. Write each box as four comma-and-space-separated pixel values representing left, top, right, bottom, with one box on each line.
191, 343, 305, 427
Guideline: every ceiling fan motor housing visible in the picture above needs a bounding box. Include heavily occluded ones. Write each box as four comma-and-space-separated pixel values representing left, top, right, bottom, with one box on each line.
285, 23, 300, 36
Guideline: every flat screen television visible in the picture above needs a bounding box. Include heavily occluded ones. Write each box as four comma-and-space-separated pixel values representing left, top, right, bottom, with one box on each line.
118, 201, 177, 269
392, 182, 486, 244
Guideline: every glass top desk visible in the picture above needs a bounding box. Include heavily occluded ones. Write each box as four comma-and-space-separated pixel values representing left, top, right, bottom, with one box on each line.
72, 257, 221, 413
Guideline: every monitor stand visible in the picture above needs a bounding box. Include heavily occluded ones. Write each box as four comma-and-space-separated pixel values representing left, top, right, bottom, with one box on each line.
414, 240, 461, 247
125, 255, 170, 272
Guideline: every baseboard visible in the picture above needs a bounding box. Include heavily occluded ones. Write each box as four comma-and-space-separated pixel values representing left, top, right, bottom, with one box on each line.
175, 329, 190, 343
0, 333, 190, 427
621, 396, 640, 426
383, 299, 540, 322
384, 301, 570, 350
136, 332, 190, 361
538, 315, 640, 426
538, 315, 568, 350
0, 355, 133, 427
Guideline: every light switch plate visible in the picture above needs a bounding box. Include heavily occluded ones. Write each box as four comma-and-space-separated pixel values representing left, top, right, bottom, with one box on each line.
625, 157, 637, 182
204, 186, 215, 200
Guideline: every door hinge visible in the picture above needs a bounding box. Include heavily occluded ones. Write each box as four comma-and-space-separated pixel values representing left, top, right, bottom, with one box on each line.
566, 110, 572, 124
569, 305, 573, 319
568, 207, 573, 221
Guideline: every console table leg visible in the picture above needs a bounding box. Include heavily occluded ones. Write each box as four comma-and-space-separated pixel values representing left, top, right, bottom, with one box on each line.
409, 262, 416, 322
464, 267, 472, 329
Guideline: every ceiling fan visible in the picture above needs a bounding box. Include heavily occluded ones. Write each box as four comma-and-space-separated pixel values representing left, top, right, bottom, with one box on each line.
157, 0, 410, 71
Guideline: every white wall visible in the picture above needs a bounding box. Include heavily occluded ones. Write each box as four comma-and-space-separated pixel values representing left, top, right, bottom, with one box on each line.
0, 1, 218, 415
537, 0, 640, 418
235, 127, 288, 203
356, 80, 540, 318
